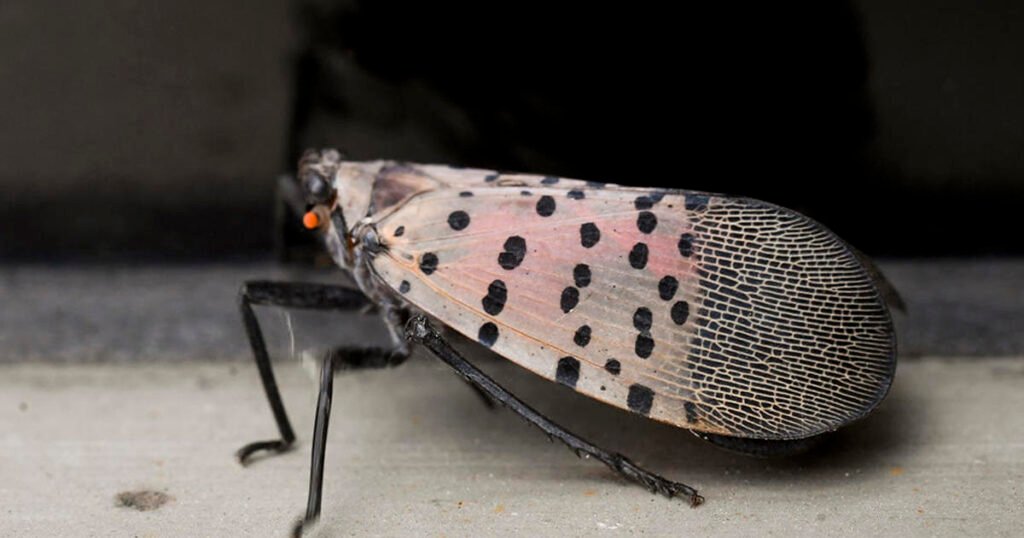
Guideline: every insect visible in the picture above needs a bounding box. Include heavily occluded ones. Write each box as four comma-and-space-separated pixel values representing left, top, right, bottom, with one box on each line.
236, 149, 899, 536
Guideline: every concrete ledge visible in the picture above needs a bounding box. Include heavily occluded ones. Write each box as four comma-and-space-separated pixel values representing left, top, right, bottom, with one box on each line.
2, 357, 1021, 536
2, 260, 1023, 363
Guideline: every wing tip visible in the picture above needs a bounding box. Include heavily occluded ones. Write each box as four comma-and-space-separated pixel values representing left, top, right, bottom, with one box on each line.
692, 195, 899, 440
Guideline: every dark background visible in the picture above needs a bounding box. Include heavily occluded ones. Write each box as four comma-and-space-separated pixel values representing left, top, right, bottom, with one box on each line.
2, 0, 1022, 261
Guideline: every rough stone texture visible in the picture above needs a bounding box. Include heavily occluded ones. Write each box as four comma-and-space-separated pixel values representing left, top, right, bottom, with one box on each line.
0, 358, 1021, 537
2, 260, 1022, 364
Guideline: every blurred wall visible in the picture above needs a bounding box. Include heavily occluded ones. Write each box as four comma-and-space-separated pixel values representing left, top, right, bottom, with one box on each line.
0, 1, 1020, 260
861, 0, 1024, 187
0, 1, 293, 258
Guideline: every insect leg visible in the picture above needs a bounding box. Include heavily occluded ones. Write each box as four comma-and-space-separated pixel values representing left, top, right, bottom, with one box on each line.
236, 280, 370, 465
292, 349, 336, 538
404, 315, 703, 506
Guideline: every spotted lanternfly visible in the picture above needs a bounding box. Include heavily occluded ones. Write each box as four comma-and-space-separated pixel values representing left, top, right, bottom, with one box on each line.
237, 149, 899, 536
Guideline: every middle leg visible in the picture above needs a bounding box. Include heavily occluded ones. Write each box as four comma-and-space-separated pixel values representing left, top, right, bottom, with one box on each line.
292, 349, 336, 538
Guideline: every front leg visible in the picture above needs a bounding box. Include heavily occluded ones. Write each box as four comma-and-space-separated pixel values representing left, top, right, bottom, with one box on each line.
405, 315, 703, 506
237, 281, 371, 464
236, 281, 485, 466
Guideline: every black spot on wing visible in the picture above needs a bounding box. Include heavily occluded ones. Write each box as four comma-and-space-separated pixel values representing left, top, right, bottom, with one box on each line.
573, 264, 591, 287
459, 191, 474, 197
478, 322, 499, 347
628, 243, 649, 269
560, 287, 580, 313
541, 176, 560, 185
394, 226, 405, 237
658, 276, 678, 300
536, 195, 556, 216
604, 359, 621, 375
573, 325, 592, 347
678, 233, 695, 257
482, 280, 507, 315
635, 333, 654, 358
420, 253, 439, 275
498, 236, 527, 270
484, 173, 499, 182
627, 384, 655, 415
635, 192, 666, 210
567, 189, 585, 200
399, 280, 410, 294
580, 223, 601, 248
671, 301, 690, 325
684, 401, 699, 423
447, 210, 471, 231
637, 211, 657, 234
556, 357, 580, 387
633, 307, 652, 332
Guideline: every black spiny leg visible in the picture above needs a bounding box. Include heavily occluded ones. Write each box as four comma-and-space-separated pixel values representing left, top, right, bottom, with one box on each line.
292, 350, 336, 537
236, 281, 371, 464
237, 281, 492, 465
405, 315, 703, 506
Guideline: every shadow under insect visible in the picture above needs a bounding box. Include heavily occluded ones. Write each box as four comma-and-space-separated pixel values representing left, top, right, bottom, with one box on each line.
437, 337, 917, 497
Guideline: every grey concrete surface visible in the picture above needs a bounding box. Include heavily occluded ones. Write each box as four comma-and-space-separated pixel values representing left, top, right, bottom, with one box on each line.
1, 356, 1022, 537
0, 264, 390, 363
2, 260, 1021, 535
2, 260, 1022, 363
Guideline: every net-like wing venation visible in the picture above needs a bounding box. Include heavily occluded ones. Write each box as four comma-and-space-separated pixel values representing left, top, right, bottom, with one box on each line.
672, 198, 896, 438
364, 176, 895, 440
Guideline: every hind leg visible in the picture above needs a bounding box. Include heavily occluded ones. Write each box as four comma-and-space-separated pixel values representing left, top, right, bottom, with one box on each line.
405, 315, 702, 505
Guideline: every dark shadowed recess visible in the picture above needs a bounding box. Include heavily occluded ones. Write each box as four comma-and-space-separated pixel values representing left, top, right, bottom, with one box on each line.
3, 0, 1021, 261
0, 184, 274, 262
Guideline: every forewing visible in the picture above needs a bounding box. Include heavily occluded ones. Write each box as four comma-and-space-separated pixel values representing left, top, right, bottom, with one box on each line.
368, 173, 895, 439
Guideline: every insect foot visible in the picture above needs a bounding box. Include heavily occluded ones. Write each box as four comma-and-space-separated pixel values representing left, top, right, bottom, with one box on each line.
235, 439, 294, 466
292, 515, 317, 537
611, 453, 704, 507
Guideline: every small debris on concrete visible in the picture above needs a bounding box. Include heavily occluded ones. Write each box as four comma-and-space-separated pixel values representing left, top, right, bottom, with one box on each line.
115, 490, 172, 511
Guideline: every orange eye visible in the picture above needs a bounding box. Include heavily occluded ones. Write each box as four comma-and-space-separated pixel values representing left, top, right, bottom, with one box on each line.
303, 210, 321, 230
